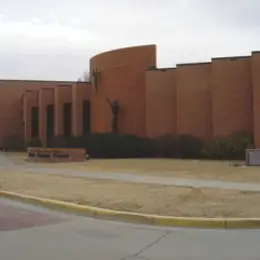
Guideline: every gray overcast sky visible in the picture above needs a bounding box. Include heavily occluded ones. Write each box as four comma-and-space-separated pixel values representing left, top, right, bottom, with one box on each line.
0, 0, 259, 81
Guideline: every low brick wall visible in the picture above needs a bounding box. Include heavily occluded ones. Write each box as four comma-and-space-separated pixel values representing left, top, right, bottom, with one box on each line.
27, 147, 86, 162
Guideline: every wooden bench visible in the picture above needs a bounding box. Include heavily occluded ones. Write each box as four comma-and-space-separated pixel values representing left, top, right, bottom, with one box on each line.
27, 147, 87, 162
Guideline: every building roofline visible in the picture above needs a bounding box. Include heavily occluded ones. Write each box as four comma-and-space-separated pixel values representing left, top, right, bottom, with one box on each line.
176, 61, 211, 67
90, 44, 156, 61
146, 66, 176, 71
0, 79, 77, 84
76, 81, 91, 84
212, 55, 250, 61
40, 87, 55, 91
157, 67, 176, 70
57, 84, 73, 87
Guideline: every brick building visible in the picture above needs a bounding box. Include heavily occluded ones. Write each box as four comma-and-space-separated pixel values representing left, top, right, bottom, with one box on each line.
0, 44, 260, 148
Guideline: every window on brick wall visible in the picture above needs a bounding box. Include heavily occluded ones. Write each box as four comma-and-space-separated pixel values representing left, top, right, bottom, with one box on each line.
82, 100, 91, 134
63, 103, 72, 136
31, 106, 39, 138
46, 105, 54, 140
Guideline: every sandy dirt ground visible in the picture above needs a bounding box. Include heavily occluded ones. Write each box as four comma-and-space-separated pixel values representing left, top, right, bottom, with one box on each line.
1, 169, 260, 218
6, 152, 260, 183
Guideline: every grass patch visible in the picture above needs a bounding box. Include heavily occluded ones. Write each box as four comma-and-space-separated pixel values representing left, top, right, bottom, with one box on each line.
1, 169, 260, 218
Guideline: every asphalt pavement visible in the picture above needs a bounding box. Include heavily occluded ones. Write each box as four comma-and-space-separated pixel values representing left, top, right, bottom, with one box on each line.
1, 198, 260, 260
1, 153, 260, 259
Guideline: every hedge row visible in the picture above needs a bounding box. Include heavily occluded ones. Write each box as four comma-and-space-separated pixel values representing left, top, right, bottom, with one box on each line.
48, 134, 157, 158
3, 131, 253, 160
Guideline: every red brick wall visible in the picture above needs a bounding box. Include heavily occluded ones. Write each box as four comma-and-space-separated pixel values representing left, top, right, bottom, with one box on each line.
23, 90, 38, 141
176, 63, 212, 139
211, 57, 253, 137
251, 52, 260, 148
0, 80, 75, 147
90, 45, 156, 136
1, 46, 260, 149
145, 68, 176, 138
54, 85, 72, 136
39, 88, 54, 146
72, 82, 92, 136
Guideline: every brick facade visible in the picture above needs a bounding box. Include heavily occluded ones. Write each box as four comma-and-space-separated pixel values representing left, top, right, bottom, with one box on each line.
0, 45, 259, 148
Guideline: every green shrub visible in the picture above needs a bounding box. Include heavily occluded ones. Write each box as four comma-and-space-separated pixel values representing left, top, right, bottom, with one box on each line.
156, 135, 180, 158
47, 133, 157, 158
3, 135, 25, 151
226, 131, 254, 159
86, 133, 156, 158
45, 131, 254, 160
156, 134, 204, 159
137, 137, 157, 158
202, 131, 254, 160
26, 138, 43, 148
202, 137, 232, 159
178, 135, 205, 159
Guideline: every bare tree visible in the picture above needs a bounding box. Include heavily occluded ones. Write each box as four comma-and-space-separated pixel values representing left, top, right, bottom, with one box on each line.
77, 70, 90, 82
82, 71, 90, 82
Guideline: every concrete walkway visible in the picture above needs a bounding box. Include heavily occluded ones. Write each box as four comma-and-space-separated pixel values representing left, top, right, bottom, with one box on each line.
1, 198, 260, 260
2, 152, 260, 191
26, 166, 260, 192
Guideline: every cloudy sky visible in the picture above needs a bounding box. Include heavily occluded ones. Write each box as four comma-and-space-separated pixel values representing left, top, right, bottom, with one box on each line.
0, 0, 259, 81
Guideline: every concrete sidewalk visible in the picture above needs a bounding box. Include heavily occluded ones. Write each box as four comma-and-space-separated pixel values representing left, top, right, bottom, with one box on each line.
1, 198, 260, 260
25, 166, 260, 192
2, 152, 260, 191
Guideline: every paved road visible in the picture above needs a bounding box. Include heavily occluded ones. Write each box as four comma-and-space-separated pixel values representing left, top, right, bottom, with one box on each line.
2, 152, 260, 191
1, 198, 260, 260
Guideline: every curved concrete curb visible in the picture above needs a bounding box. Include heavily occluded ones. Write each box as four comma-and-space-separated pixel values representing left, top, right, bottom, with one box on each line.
1, 190, 260, 229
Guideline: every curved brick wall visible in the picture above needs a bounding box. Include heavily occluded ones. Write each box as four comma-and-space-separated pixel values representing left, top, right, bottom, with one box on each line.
211, 57, 253, 137
89, 45, 156, 136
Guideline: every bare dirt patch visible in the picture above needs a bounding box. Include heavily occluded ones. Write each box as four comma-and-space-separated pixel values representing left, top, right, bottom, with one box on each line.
1, 169, 260, 218
5, 152, 260, 183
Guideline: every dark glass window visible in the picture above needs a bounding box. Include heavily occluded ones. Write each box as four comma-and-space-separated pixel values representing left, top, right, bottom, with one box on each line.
46, 105, 54, 140
31, 107, 39, 138
82, 100, 91, 134
63, 103, 72, 136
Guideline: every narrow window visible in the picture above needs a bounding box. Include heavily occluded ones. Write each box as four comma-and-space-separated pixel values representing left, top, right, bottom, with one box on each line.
82, 100, 91, 134
63, 103, 72, 136
46, 105, 54, 140
31, 107, 39, 138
